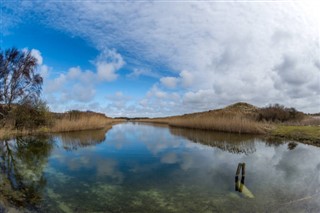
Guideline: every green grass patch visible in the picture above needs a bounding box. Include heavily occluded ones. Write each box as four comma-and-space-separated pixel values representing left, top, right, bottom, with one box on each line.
271, 125, 320, 145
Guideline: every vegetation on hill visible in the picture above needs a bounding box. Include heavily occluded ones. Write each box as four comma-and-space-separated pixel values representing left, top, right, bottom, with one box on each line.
138, 102, 320, 144
139, 102, 268, 134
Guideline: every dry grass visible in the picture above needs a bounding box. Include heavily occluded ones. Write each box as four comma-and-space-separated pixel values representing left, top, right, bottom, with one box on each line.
139, 103, 270, 134
0, 111, 125, 139
51, 114, 114, 133
168, 116, 267, 134
286, 116, 320, 126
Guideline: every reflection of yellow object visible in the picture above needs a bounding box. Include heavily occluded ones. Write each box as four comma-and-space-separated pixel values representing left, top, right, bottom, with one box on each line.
241, 185, 254, 198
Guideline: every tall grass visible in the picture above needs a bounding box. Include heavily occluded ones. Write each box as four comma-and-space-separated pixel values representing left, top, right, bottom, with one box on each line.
139, 116, 268, 134
138, 103, 270, 134
51, 114, 113, 132
0, 112, 123, 139
285, 116, 320, 126
168, 116, 267, 134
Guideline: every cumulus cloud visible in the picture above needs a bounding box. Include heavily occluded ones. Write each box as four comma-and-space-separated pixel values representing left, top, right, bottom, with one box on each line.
44, 66, 96, 103
30, 49, 43, 65
179, 70, 194, 88
106, 91, 131, 109
43, 50, 125, 107
160, 77, 179, 89
126, 68, 160, 79
96, 49, 125, 81
23, 48, 50, 79
3, 1, 320, 115
183, 89, 217, 111
45, 73, 67, 93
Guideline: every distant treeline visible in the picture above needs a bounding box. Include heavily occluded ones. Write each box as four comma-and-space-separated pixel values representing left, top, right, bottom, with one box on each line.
114, 117, 150, 120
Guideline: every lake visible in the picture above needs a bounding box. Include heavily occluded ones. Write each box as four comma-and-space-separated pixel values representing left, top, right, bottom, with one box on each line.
1, 122, 320, 212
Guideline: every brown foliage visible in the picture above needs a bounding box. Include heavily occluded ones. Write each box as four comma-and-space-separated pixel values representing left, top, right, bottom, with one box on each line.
139, 102, 269, 134
258, 104, 304, 122
51, 111, 113, 132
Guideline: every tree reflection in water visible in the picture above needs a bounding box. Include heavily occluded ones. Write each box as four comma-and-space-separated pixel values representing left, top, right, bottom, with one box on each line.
0, 136, 53, 209
169, 127, 257, 154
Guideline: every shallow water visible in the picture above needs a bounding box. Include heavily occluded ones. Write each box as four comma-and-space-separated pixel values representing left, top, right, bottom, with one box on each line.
1, 123, 320, 212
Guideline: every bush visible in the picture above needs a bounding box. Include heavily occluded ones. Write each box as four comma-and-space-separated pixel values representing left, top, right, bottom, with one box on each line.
13, 99, 51, 130
258, 104, 304, 122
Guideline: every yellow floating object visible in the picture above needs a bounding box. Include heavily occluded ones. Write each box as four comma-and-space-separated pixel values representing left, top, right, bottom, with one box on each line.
241, 184, 254, 198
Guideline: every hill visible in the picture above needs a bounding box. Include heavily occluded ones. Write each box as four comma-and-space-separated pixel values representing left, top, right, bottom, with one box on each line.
138, 102, 267, 134
139, 102, 318, 133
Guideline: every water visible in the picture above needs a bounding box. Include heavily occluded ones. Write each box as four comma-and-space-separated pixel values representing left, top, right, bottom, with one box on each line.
1, 123, 320, 212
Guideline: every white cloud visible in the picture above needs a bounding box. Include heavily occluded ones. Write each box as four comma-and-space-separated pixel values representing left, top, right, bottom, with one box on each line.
179, 70, 193, 88
96, 49, 125, 81
43, 50, 125, 107
45, 73, 67, 93
147, 85, 167, 99
44, 67, 97, 103
30, 49, 43, 65
126, 68, 159, 79
106, 91, 131, 109
23, 48, 50, 79
67, 66, 82, 79
39, 65, 50, 79
70, 84, 96, 102
160, 77, 178, 89
3, 1, 320, 115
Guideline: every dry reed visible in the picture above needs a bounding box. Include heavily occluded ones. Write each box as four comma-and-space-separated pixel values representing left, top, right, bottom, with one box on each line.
168, 116, 267, 134
138, 104, 269, 134
286, 116, 320, 126
51, 114, 113, 132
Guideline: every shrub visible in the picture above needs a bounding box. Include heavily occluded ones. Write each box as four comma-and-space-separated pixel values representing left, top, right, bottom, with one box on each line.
13, 99, 51, 130
258, 104, 304, 122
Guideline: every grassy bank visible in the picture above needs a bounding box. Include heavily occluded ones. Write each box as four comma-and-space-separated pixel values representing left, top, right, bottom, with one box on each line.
0, 111, 124, 140
140, 117, 268, 134
139, 103, 270, 134
271, 125, 320, 145
138, 103, 320, 144
168, 116, 267, 134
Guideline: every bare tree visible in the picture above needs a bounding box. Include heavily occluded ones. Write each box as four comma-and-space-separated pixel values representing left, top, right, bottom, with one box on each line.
0, 47, 43, 113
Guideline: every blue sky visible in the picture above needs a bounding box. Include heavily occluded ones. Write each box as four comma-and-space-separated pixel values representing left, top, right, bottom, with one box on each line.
1, 1, 319, 117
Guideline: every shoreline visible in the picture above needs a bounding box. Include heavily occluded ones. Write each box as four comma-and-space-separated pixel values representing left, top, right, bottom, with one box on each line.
0, 120, 125, 140
1, 120, 319, 147
134, 120, 320, 146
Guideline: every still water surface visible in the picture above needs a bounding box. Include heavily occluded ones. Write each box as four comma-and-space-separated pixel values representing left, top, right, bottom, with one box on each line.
1, 123, 320, 212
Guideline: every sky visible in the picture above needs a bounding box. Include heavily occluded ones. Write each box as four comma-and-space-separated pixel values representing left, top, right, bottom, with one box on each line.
1, 0, 319, 117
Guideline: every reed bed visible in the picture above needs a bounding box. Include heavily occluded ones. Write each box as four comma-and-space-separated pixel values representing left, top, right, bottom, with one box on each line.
285, 116, 320, 126
168, 115, 267, 134
138, 103, 270, 134
139, 115, 268, 134
51, 114, 114, 133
